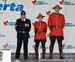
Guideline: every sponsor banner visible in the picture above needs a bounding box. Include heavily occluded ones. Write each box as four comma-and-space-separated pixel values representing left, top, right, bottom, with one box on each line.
0, 0, 75, 53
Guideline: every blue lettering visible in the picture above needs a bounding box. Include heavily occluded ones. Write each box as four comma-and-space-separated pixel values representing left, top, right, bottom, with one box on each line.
0, 3, 3, 10
10, 3, 16, 11
15, 5, 24, 11
3, 4, 9, 10
0, 3, 24, 11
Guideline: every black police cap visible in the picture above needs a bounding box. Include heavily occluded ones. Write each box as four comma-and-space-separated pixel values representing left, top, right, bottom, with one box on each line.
21, 10, 26, 15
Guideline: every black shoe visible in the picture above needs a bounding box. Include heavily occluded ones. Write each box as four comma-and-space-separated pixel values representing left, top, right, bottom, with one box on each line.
35, 56, 38, 59
60, 56, 64, 59
49, 55, 53, 59
50, 56, 53, 59
42, 55, 45, 59
24, 56, 28, 59
35, 53, 38, 59
24, 57, 28, 60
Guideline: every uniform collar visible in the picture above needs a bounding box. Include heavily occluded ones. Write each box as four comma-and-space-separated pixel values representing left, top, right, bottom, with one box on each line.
53, 12, 61, 15
21, 18, 26, 21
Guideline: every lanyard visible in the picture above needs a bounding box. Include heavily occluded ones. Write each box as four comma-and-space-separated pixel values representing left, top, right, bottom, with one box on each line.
55, 14, 59, 26
39, 22, 42, 30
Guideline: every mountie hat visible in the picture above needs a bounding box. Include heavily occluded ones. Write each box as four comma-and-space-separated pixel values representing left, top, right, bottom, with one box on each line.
21, 10, 26, 15
52, 4, 62, 10
36, 13, 45, 18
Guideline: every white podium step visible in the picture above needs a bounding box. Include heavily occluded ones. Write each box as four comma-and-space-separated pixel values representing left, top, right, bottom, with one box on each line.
0, 49, 11, 62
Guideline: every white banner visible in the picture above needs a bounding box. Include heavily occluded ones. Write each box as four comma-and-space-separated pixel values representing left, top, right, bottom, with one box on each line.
0, 0, 75, 53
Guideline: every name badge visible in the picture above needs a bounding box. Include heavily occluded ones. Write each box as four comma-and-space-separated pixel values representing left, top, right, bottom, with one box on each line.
25, 24, 29, 27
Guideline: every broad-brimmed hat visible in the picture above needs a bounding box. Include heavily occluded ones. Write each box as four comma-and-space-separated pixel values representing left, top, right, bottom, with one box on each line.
52, 5, 62, 10
21, 10, 26, 15
36, 13, 45, 18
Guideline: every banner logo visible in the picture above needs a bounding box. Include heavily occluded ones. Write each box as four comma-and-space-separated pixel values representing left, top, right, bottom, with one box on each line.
32, 0, 48, 5
64, 0, 75, 5
3, 21, 15, 26
59, 0, 64, 5
0, 3, 24, 11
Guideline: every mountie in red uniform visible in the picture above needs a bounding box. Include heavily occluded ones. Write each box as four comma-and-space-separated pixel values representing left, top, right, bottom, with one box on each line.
33, 21, 47, 41
33, 21, 47, 59
48, 4, 65, 59
33, 13, 47, 59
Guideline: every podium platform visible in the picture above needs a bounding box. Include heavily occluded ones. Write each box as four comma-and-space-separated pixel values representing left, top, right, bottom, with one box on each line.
0, 49, 11, 62
11, 53, 75, 62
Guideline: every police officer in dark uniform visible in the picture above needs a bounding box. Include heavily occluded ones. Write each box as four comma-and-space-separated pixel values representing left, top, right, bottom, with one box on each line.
15, 10, 31, 61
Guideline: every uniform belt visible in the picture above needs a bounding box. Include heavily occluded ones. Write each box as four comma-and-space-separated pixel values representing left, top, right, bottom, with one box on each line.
50, 25, 63, 28
18, 31, 28, 33
35, 30, 46, 33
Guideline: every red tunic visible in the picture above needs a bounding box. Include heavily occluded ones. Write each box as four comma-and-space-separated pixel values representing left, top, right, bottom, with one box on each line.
33, 21, 47, 40
48, 13, 65, 36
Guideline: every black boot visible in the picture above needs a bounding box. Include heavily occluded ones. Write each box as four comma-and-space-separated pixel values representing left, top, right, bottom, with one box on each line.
24, 54, 28, 59
59, 46, 64, 59
42, 48, 46, 59
35, 48, 38, 59
49, 46, 54, 59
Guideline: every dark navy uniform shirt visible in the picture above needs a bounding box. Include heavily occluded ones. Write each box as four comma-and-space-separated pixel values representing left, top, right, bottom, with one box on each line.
15, 18, 31, 38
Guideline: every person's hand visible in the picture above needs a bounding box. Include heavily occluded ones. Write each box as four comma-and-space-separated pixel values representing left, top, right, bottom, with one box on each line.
47, 33, 50, 37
